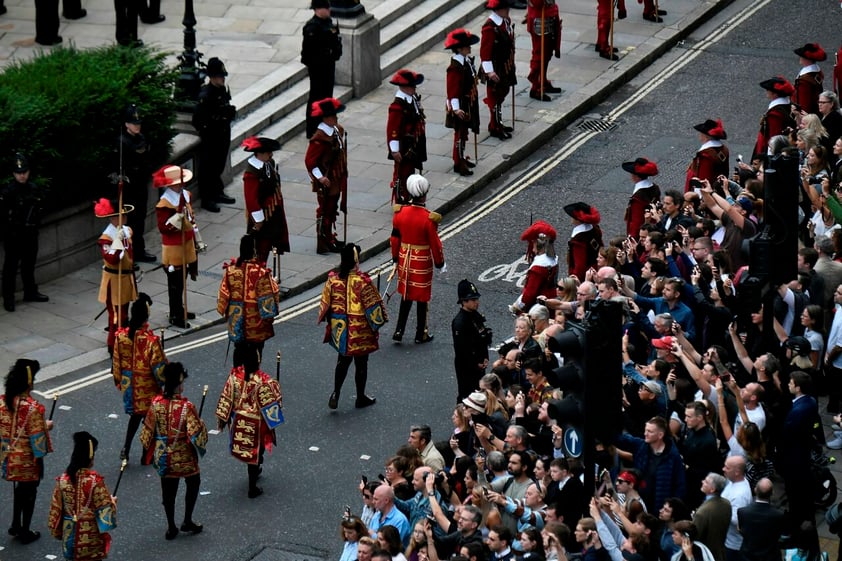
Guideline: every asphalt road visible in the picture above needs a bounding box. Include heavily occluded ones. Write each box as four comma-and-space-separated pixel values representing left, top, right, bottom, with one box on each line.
3, 0, 841, 559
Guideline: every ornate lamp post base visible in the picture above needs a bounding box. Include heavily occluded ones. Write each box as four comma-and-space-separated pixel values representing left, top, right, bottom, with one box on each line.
330, 0, 365, 18
175, 0, 204, 110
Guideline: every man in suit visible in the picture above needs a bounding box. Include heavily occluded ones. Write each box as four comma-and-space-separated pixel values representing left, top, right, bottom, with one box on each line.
487, 525, 515, 561
814, 237, 842, 325
737, 478, 786, 561
778, 371, 820, 555
693, 473, 732, 561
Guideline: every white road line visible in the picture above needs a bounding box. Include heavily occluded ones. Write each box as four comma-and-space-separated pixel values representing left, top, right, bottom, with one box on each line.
35, 0, 763, 398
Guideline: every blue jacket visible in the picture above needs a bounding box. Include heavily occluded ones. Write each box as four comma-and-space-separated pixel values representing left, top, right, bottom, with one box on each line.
616, 432, 686, 511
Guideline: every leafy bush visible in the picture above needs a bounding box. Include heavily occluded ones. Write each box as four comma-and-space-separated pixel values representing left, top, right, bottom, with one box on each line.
0, 45, 179, 211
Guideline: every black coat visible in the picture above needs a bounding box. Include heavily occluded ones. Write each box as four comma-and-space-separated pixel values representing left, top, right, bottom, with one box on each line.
737, 501, 786, 561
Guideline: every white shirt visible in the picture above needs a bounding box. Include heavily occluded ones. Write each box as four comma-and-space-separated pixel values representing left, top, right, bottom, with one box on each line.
827, 303, 842, 368
721, 478, 752, 549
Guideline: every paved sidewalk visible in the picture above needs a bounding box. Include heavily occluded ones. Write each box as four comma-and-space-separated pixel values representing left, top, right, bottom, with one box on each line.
0, 0, 728, 380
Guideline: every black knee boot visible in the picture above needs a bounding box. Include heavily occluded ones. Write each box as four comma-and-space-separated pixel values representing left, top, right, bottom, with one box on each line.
415, 302, 433, 343
393, 299, 412, 342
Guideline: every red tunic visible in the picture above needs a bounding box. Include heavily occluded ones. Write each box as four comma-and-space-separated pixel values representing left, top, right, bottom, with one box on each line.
215, 368, 283, 465
111, 327, 166, 416
596, 0, 612, 53
140, 394, 207, 478
48, 469, 116, 561
480, 15, 516, 105
625, 183, 660, 236
243, 157, 290, 254
793, 69, 823, 115
526, 0, 561, 89
684, 144, 730, 192
516, 254, 559, 312
446, 56, 480, 134
155, 189, 197, 268
386, 94, 427, 164
0, 394, 52, 481
390, 204, 445, 302
567, 225, 603, 282
217, 259, 280, 344
754, 102, 795, 156
305, 124, 348, 203
318, 269, 387, 356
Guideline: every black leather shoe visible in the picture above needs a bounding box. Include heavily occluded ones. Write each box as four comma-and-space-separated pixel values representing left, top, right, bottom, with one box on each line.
180, 521, 203, 534
617, 9, 627, 18
415, 334, 434, 344
488, 128, 512, 140
18, 530, 41, 544
35, 36, 62, 46
4, 300, 14, 312
248, 487, 263, 499
642, 13, 663, 22
529, 90, 551, 101
0, 6, 7, 15
392, 329, 403, 342
464, 159, 476, 168
544, 85, 562, 94
63, 9, 86, 18
201, 202, 220, 213
8, 527, 19, 537
355, 395, 376, 409
169, 317, 191, 329
141, 14, 165, 23
137, 252, 157, 263
23, 292, 49, 303
217, 194, 235, 204
502, 125, 514, 133
165, 527, 179, 540
599, 50, 620, 61
328, 391, 339, 410
657, 9, 667, 15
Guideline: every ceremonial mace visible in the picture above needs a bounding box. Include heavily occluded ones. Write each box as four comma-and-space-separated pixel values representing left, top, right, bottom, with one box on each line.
48, 393, 59, 422
276, 351, 281, 382
539, 4, 545, 100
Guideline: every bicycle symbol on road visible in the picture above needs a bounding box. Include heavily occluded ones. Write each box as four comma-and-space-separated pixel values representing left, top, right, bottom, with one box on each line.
477, 257, 530, 288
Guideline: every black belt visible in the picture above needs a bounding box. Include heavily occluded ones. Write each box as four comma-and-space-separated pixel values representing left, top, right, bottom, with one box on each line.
103, 266, 134, 275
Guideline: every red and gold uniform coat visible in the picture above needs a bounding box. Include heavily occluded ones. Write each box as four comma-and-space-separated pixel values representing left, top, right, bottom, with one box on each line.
155, 188, 197, 269
305, 124, 348, 204
318, 269, 387, 356
111, 326, 166, 415
217, 259, 280, 344
516, 253, 559, 312
390, 204, 445, 302
685, 142, 730, 192
140, 394, 207, 478
48, 469, 116, 561
97, 223, 137, 306
754, 99, 795, 156
0, 393, 52, 481
793, 65, 823, 115
215, 368, 283, 465
387, 92, 427, 164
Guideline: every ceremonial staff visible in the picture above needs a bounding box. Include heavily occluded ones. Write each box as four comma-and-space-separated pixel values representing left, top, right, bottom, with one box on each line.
539, 4, 545, 99
112, 459, 128, 496
343, 130, 349, 246
116, 129, 125, 332
179, 175, 189, 326
276, 351, 281, 382
48, 393, 58, 421
160, 328, 165, 351
272, 247, 278, 281
610, 0, 615, 60
197, 385, 209, 417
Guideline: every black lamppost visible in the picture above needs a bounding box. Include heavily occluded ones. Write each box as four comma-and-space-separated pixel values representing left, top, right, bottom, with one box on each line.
175, 0, 204, 109
330, 0, 364, 18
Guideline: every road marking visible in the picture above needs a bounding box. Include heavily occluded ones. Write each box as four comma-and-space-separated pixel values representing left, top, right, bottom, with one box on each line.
34, 0, 767, 398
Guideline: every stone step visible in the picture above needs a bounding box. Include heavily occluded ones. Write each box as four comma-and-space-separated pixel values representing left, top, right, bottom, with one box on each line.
219, 0, 485, 175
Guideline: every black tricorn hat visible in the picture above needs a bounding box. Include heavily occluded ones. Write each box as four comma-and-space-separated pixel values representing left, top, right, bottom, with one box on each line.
13, 152, 29, 173
457, 279, 481, 303
241, 136, 282, 153
206, 57, 228, 77
693, 119, 727, 140
389, 69, 425, 87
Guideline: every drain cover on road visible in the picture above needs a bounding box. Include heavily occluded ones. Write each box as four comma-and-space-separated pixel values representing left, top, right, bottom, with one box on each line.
575, 116, 617, 133
250, 548, 326, 561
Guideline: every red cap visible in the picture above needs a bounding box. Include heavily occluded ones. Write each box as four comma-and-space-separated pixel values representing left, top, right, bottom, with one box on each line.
389, 69, 424, 87
759, 76, 795, 97
651, 336, 674, 350
563, 202, 601, 225
622, 158, 659, 177
520, 220, 558, 243
311, 97, 346, 118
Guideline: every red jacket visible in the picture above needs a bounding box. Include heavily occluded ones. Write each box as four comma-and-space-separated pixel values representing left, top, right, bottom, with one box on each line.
390, 204, 445, 302
685, 144, 730, 192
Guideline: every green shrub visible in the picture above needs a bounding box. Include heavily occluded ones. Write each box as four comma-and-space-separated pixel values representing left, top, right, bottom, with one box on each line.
0, 44, 179, 211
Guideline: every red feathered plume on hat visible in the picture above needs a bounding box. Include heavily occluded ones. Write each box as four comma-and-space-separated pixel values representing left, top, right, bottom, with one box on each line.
94, 198, 115, 216
572, 206, 601, 225
151, 166, 170, 189
773, 76, 795, 96
635, 160, 659, 176
241, 137, 261, 151
708, 119, 726, 140
521, 220, 557, 243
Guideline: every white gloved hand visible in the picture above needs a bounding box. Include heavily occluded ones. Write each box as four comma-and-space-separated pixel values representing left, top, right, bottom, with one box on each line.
439, 262, 448, 274
166, 212, 184, 230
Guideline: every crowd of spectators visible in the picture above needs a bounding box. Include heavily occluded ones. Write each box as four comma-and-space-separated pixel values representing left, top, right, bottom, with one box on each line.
336, 50, 842, 561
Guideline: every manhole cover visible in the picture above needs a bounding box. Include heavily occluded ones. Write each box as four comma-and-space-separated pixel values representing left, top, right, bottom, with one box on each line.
576, 117, 617, 133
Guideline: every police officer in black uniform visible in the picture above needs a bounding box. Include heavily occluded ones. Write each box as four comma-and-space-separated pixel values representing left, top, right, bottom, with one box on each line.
1, 153, 49, 312
118, 104, 156, 262
451, 279, 493, 401
301, 0, 342, 138
192, 57, 237, 213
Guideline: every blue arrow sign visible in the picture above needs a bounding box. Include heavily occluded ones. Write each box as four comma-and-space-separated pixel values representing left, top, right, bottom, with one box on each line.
564, 427, 582, 458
